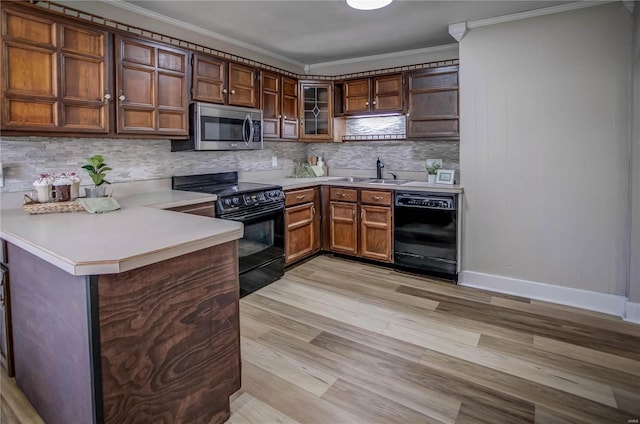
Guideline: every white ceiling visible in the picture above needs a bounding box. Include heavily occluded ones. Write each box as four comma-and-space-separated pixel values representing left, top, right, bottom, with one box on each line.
121, 0, 572, 66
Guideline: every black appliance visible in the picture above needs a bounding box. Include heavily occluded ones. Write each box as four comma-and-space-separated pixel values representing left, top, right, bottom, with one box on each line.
172, 172, 284, 297
394, 191, 458, 279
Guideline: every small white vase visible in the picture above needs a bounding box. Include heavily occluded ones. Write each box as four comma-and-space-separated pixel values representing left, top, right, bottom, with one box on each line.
71, 181, 80, 199
427, 173, 436, 184
34, 184, 52, 203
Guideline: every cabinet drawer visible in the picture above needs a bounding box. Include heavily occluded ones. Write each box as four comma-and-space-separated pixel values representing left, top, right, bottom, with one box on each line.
285, 187, 315, 207
360, 190, 392, 206
330, 187, 357, 203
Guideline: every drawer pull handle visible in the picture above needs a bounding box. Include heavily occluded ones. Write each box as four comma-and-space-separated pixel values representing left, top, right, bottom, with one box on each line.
372, 196, 383, 200
339, 193, 350, 198
311, 206, 316, 217
296, 195, 306, 200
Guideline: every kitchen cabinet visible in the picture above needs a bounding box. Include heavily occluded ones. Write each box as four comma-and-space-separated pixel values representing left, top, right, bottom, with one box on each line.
261, 71, 299, 139
166, 201, 215, 217
1, 4, 110, 133
285, 187, 320, 264
116, 35, 188, 135
406, 65, 459, 138
329, 187, 392, 262
341, 74, 403, 115
192, 54, 257, 108
299, 81, 333, 141
0, 240, 13, 377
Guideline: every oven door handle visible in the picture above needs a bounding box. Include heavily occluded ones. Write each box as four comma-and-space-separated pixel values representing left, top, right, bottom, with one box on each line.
223, 207, 283, 223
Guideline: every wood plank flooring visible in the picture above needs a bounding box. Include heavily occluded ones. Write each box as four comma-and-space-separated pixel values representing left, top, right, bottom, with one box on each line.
2, 255, 640, 423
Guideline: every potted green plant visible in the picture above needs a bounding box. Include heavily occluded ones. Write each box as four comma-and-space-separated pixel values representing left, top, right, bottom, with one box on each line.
82, 155, 112, 198
425, 162, 441, 184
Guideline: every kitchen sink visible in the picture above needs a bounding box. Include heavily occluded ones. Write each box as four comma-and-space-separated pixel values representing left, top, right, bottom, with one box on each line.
366, 179, 412, 185
335, 176, 376, 182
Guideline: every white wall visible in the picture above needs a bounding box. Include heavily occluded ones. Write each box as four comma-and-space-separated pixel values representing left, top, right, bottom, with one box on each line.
630, 6, 640, 303
459, 3, 633, 296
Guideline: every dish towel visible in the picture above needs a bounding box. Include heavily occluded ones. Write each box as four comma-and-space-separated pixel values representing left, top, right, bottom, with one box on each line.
79, 197, 121, 214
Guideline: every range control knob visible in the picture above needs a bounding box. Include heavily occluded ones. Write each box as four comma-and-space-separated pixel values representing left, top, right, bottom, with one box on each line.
232, 197, 240, 205
223, 199, 232, 206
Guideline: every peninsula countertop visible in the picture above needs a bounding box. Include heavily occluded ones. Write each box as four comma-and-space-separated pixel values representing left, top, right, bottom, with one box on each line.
0, 190, 243, 276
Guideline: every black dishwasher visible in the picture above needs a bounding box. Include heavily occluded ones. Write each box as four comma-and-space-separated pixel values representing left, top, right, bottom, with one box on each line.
394, 191, 458, 280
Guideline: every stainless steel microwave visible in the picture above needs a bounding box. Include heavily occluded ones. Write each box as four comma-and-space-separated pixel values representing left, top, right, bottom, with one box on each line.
172, 102, 263, 151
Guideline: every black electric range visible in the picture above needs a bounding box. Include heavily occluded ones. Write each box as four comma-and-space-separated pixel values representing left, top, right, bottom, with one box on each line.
172, 172, 285, 297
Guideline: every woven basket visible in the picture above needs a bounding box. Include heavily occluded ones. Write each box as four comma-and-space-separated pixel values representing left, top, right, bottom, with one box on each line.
22, 196, 85, 215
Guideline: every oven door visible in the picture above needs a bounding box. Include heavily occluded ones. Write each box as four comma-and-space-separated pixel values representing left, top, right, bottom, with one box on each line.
232, 207, 284, 296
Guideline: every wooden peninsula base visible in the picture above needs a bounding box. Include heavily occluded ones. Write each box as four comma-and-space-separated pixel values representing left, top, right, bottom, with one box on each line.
8, 241, 240, 424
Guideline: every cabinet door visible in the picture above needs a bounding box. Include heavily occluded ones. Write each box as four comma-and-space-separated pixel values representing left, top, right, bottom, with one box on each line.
407, 66, 459, 138
285, 203, 315, 265
300, 82, 333, 140
373, 74, 402, 113
344, 78, 370, 114
261, 71, 280, 138
360, 205, 392, 262
0, 264, 13, 376
1, 7, 109, 133
228, 62, 256, 107
281, 76, 299, 139
192, 54, 226, 104
116, 35, 188, 135
330, 201, 357, 255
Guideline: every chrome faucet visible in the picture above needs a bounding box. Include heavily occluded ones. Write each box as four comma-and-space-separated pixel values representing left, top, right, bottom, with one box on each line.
376, 157, 384, 179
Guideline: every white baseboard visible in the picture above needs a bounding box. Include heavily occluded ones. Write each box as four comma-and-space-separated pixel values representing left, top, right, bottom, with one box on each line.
624, 301, 640, 324
459, 271, 628, 317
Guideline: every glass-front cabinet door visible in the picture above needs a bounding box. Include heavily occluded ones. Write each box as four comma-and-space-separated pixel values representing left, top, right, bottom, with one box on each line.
299, 81, 333, 141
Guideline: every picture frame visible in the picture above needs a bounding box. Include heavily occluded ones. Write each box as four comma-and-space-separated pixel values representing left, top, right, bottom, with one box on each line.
435, 169, 455, 185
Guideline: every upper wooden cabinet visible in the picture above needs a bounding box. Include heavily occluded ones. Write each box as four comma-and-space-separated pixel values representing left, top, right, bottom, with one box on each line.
342, 74, 403, 116
116, 35, 188, 135
299, 81, 333, 141
261, 71, 298, 139
1, 5, 110, 133
192, 53, 257, 108
406, 66, 459, 138
192, 54, 226, 104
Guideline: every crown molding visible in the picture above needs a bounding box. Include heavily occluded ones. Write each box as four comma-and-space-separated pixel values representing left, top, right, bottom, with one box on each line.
99, 0, 306, 69
467, 0, 617, 29
448, 22, 467, 42
305, 44, 459, 73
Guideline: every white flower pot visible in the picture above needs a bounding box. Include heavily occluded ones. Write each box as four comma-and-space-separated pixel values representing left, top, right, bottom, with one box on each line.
427, 173, 436, 184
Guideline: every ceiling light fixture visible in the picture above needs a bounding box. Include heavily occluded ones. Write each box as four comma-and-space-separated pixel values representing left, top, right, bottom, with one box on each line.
346, 0, 393, 11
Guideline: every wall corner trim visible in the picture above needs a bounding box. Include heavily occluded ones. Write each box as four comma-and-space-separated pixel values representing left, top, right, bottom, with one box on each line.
466, 0, 617, 29
624, 301, 640, 324
448, 22, 467, 42
459, 271, 628, 317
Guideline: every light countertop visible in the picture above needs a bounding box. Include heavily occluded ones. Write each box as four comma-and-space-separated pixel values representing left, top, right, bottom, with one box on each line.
0, 190, 243, 276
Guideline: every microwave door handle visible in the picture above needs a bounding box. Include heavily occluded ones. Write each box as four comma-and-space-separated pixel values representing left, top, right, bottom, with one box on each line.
245, 114, 254, 146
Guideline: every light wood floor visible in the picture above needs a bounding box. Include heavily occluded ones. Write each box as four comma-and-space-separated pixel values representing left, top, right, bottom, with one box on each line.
3, 255, 640, 423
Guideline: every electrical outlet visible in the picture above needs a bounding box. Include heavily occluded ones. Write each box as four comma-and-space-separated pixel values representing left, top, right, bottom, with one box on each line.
272, 156, 278, 167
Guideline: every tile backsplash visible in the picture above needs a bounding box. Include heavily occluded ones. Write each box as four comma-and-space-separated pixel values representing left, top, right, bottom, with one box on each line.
0, 135, 459, 192
0, 137, 306, 192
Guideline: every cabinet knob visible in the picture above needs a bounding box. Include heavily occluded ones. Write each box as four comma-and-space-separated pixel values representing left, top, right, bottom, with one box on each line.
223, 88, 228, 94
231, 89, 236, 95
104, 93, 112, 101
278, 115, 282, 119
372, 101, 377, 105
118, 95, 125, 101
365, 101, 369, 106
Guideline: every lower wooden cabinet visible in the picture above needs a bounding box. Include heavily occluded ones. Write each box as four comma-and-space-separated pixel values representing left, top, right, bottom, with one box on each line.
166, 201, 215, 217
329, 187, 393, 263
285, 187, 321, 265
